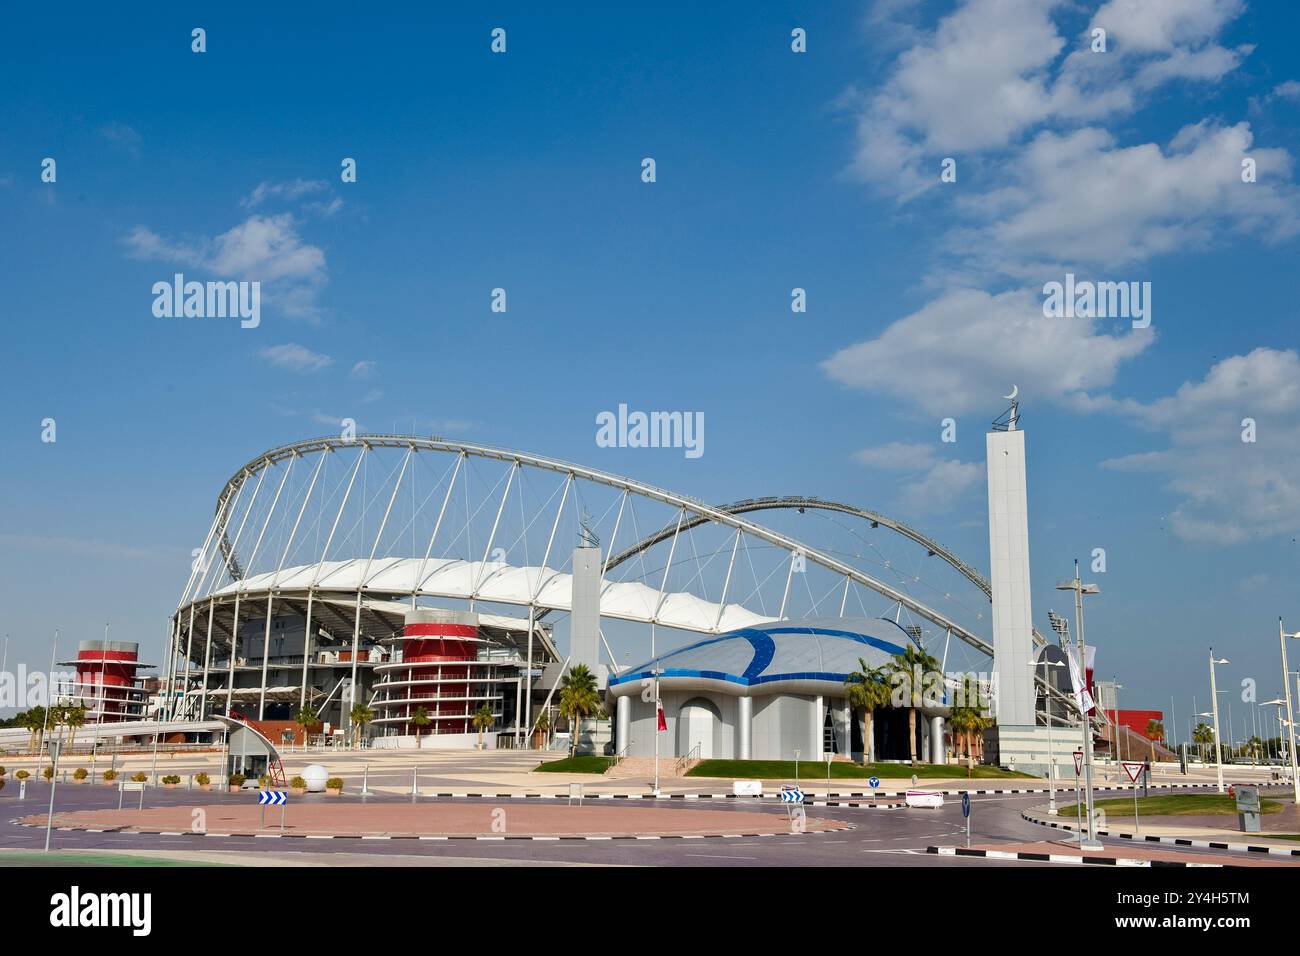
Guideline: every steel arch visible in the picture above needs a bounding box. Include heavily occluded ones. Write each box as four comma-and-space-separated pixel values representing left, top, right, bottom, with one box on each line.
194, 435, 996, 656
603, 495, 1048, 648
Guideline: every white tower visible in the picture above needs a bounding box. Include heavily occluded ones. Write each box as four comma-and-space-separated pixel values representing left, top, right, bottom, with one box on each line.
986, 388, 1035, 728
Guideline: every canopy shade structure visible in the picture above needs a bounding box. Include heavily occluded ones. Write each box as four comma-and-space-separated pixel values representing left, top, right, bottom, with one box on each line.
161, 435, 1032, 725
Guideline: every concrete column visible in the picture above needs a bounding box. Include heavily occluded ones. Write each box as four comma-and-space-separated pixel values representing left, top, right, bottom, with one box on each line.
738, 695, 752, 760
813, 695, 824, 758
930, 715, 945, 765
616, 695, 631, 754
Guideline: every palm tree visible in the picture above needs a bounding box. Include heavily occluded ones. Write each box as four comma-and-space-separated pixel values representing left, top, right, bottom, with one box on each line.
1245, 735, 1264, 766
20, 707, 45, 754
349, 703, 374, 748
64, 704, 86, 753
410, 706, 431, 743
947, 675, 992, 774
844, 658, 891, 764
471, 704, 495, 750
885, 645, 941, 765
293, 706, 317, 747
558, 664, 601, 757
534, 710, 551, 749
1192, 722, 1214, 761
1149, 717, 1170, 764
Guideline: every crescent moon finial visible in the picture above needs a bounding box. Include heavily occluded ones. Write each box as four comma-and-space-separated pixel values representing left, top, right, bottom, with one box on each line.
1004, 385, 1019, 401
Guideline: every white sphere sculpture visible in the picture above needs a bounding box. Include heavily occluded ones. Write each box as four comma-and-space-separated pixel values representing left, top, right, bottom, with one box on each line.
302, 764, 329, 793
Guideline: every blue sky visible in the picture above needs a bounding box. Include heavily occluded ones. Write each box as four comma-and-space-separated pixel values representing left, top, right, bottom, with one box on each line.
3, 1, 1300, 741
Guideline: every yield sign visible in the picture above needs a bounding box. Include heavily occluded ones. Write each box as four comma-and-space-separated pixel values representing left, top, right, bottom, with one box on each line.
1122, 761, 1145, 784
1073, 750, 1084, 776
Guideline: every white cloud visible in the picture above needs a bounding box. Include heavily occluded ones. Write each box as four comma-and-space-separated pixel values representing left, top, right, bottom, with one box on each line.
853, 441, 942, 471
823, 287, 1153, 415
350, 360, 377, 380
852, 442, 982, 514
100, 122, 143, 156
243, 179, 329, 208
901, 459, 984, 513
1103, 348, 1300, 543
955, 122, 1299, 274
256, 343, 333, 372
846, 0, 1256, 203
124, 213, 327, 320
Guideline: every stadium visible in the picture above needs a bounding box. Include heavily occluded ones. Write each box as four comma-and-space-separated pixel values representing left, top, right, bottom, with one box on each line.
143, 431, 1073, 764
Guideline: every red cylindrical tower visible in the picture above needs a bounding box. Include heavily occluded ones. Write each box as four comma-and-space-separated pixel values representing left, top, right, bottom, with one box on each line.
60, 640, 151, 721
374, 609, 501, 737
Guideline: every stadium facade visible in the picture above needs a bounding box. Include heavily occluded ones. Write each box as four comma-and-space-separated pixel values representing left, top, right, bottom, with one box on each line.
150, 428, 1073, 763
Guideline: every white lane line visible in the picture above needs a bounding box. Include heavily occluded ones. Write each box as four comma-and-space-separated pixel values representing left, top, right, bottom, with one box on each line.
685, 854, 760, 861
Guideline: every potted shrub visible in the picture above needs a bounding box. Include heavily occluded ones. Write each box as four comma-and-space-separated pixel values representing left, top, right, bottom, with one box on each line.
229, 773, 246, 793
131, 772, 148, 784
73, 767, 89, 783
290, 775, 307, 796
162, 775, 181, 789
0, 766, 6, 793
258, 775, 269, 789
16, 769, 31, 781
103, 769, 119, 785
195, 772, 211, 791
325, 776, 343, 796
42, 766, 54, 781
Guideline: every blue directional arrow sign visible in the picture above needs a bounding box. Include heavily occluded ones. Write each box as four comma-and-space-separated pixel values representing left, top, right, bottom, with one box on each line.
868, 776, 880, 789
779, 787, 805, 804
257, 790, 288, 806
961, 792, 970, 818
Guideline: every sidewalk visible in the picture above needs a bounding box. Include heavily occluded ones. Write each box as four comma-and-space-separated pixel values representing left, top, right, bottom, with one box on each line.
929, 841, 1297, 867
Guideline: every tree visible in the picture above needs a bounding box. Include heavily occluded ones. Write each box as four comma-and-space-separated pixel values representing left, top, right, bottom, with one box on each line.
947, 675, 993, 775
64, 704, 86, 753
558, 664, 601, 757
1149, 717, 1170, 764
471, 704, 495, 750
293, 706, 317, 746
1192, 722, 1214, 760
885, 644, 941, 765
1245, 736, 1264, 766
20, 707, 46, 754
349, 703, 374, 748
844, 658, 891, 764
410, 706, 431, 742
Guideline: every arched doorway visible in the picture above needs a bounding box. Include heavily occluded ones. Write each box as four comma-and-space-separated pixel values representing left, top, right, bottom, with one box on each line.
677, 697, 720, 759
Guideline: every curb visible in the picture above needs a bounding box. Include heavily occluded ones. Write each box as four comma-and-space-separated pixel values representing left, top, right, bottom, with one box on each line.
12, 818, 851, 842
926, 845, 1223, 867
414, 782, 1221, 800
1020, 808, 1300, 857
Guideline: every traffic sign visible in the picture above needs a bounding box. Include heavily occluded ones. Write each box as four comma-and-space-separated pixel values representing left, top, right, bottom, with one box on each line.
1121, 761, 1144, 784
779, 786, 805, 804
257, 790, 288, 806
868, 776, 880, 789
961, 792, 970, 818
1073, 750, 1084, 776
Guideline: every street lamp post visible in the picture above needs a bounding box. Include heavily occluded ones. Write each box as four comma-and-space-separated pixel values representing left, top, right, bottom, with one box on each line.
1279, 620, 1300, 804
1033, 656, 1065, 815
1206, 650, 1229, 794
1262, 699, 1288, 780
1055, 562, 1101, 850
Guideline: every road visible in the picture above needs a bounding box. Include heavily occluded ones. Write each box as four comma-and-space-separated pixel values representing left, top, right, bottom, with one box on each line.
3, 782, 1264, 867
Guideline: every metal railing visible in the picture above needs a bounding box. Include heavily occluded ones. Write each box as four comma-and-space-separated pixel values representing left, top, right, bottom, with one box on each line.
675, 742, 701, 775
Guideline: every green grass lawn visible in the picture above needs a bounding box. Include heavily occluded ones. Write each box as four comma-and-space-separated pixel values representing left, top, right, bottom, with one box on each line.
1062, 794, 1283, 818
533, 755, 615, 774
686, 759, 1035, 780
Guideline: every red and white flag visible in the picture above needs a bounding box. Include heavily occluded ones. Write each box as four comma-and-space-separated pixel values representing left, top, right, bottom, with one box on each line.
657, 706, 667, 732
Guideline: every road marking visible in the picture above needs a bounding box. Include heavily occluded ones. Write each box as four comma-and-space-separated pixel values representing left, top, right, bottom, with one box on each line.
686, 853, 760, 860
